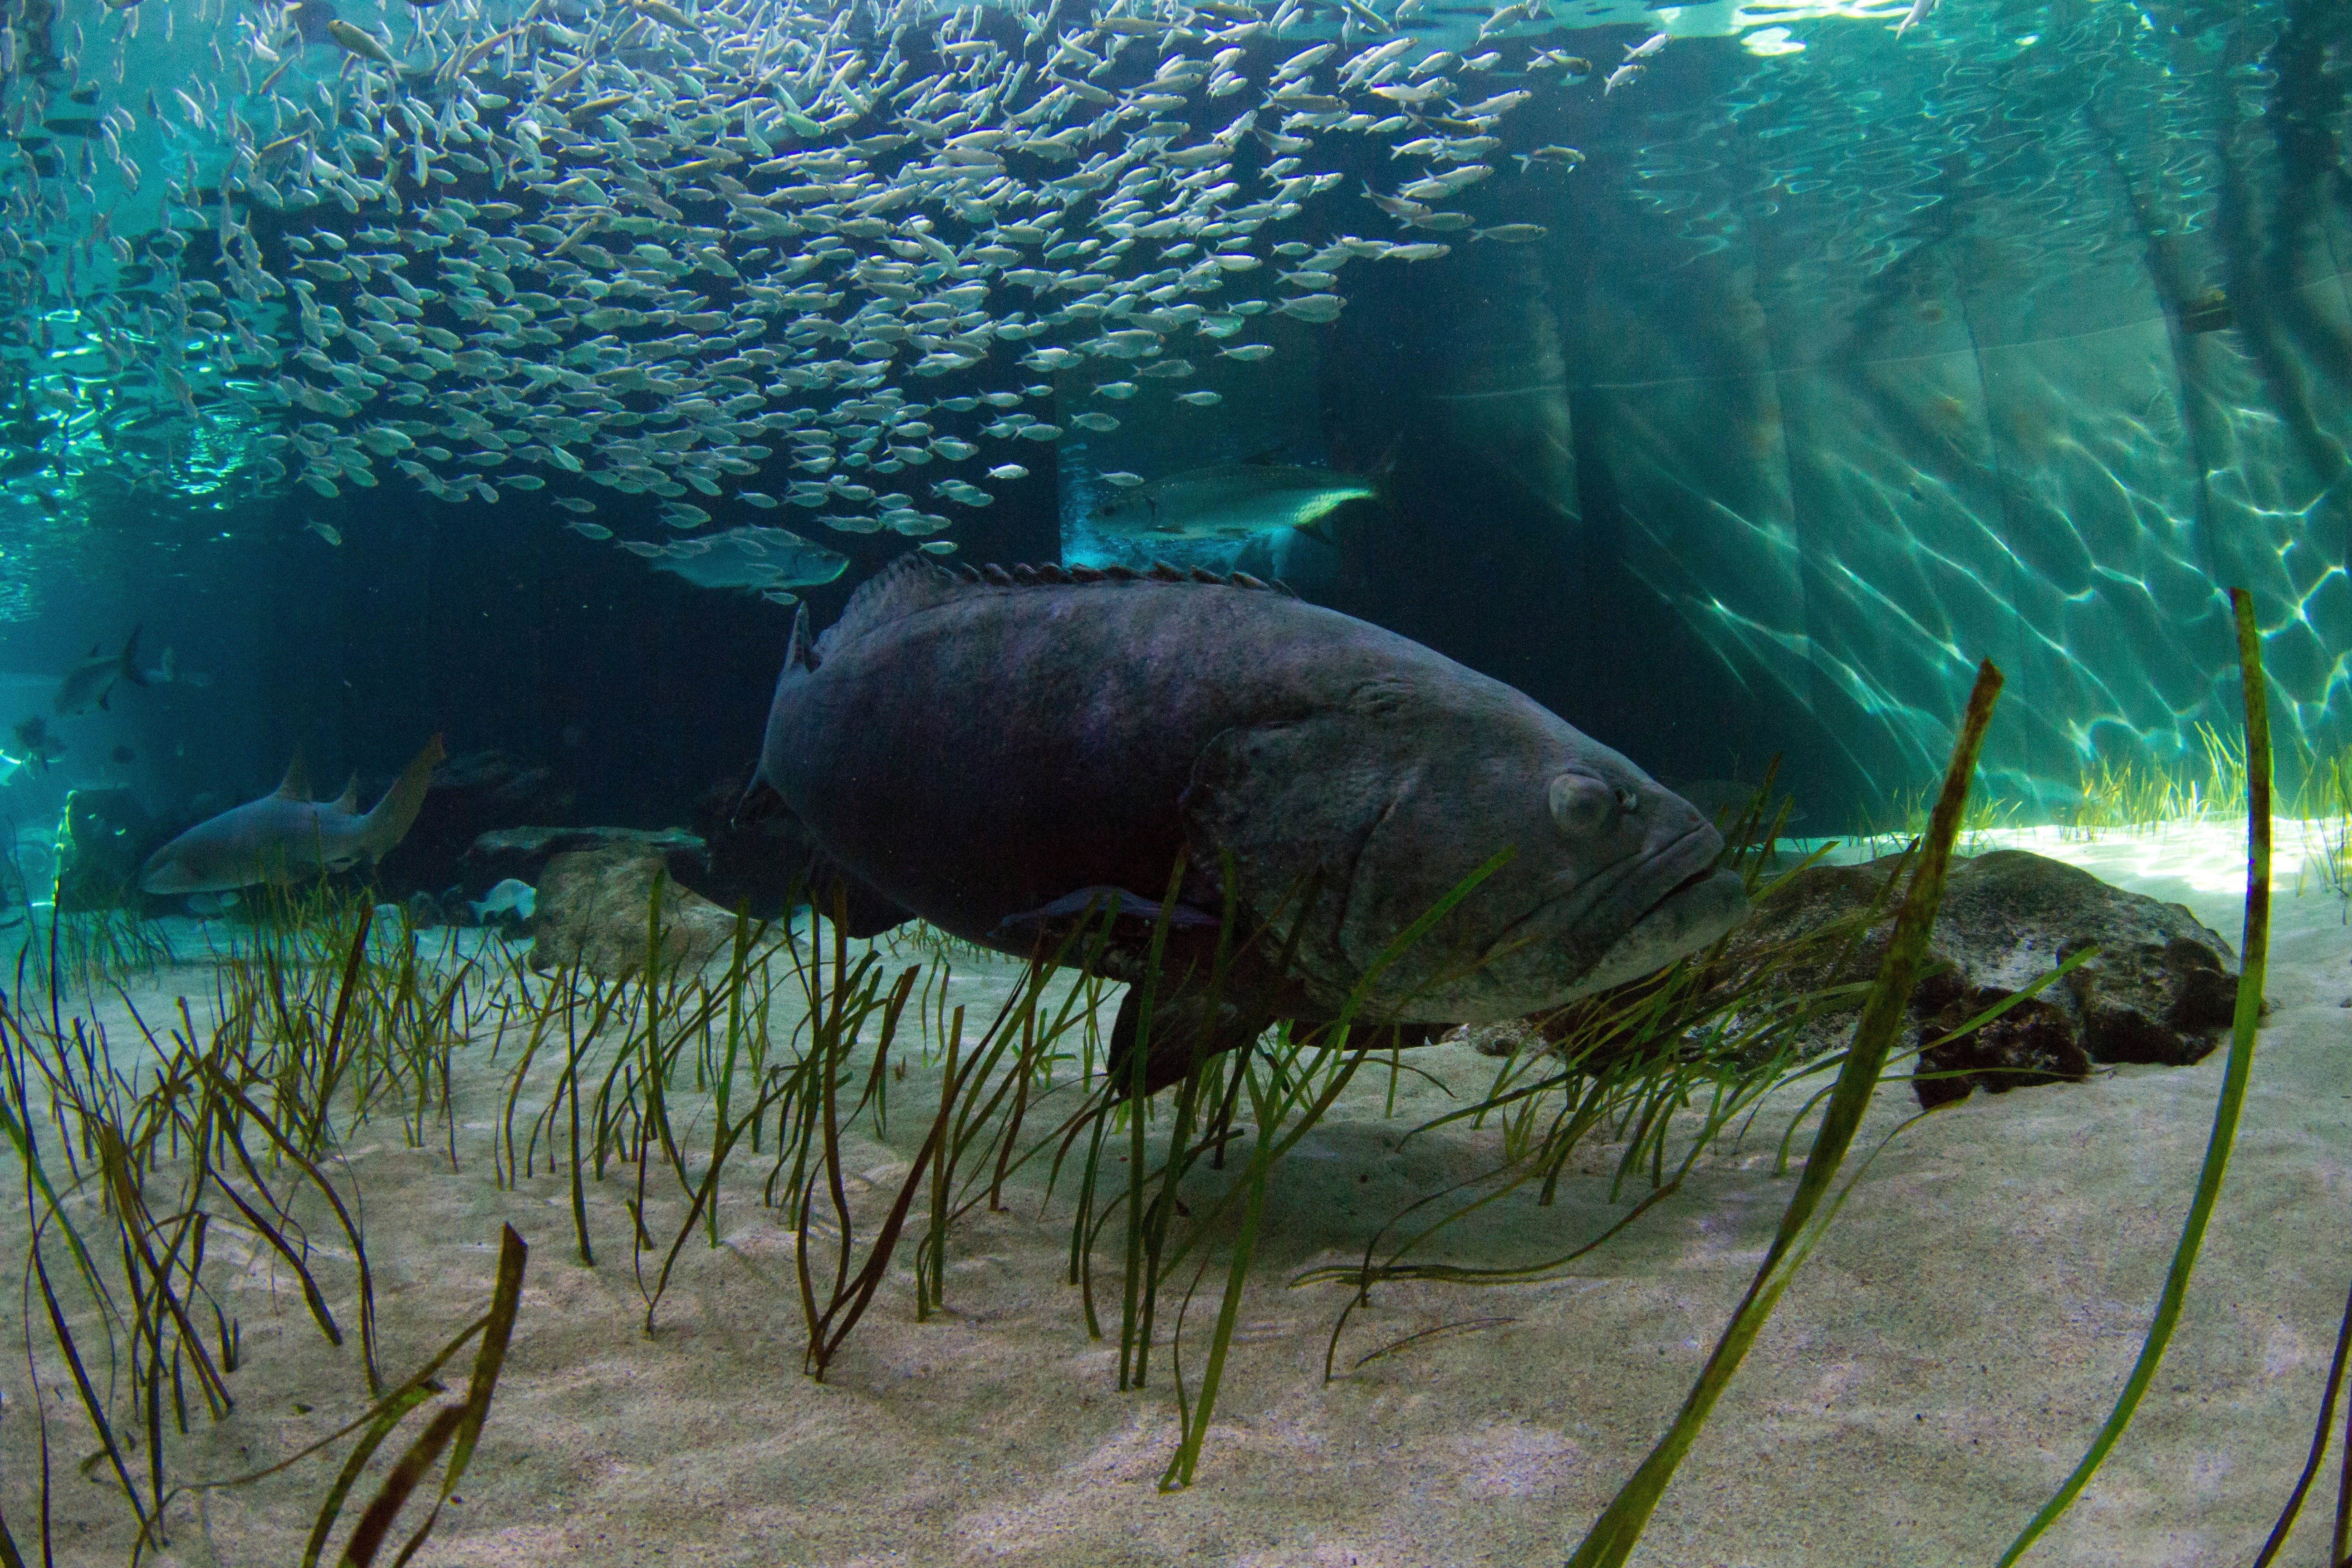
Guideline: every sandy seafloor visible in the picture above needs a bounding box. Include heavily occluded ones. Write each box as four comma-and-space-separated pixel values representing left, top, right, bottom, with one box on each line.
4, 819, 2350, 1568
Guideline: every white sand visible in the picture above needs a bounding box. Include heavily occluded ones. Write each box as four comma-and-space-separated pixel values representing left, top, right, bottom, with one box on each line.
7, 821, 2350, 1567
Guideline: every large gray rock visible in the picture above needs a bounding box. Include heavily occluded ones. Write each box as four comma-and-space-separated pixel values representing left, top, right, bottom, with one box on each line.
1748, 849, 2244, 1105
461, 826, 706, 901
1475, 849, 2246, 1109
528, 843, 740, 979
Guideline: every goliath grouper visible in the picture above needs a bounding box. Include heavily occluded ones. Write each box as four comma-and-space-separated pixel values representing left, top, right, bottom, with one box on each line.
751, 557, 1748, 1093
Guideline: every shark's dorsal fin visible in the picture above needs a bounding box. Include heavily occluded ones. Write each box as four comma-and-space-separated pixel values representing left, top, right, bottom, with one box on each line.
335, 773, 359, 813
274, 751, 310, 801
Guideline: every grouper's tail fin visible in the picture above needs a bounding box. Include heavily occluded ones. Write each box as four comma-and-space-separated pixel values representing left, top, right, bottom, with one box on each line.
363, 733, 446, 863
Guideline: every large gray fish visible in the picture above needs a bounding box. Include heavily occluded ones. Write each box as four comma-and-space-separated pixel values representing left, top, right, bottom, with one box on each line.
752, 558, 1747, 1092
53, 626, 148, 716
140, 735, 445, 895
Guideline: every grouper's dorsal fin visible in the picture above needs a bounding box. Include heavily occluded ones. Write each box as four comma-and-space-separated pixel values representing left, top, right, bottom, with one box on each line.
274, 751, 310, 801
334, 773, 359, 813
961, 560, 1299, 596
815, 553, 975, 657
823, 554, 1301, 657
784, 601, 816, 673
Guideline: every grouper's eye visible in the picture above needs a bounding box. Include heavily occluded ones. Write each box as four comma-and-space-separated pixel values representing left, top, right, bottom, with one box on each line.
1548, 774, 1627, 838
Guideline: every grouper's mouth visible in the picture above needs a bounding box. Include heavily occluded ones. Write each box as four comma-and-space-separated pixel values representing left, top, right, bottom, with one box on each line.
1476, 824, 1724, 966
1470, 825, 1749, 1004
1572, 857, 1750, 997
1632, 862, 1727, 927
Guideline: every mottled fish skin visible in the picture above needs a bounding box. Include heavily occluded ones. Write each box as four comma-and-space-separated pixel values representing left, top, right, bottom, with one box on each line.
756, 558, 1746, 1085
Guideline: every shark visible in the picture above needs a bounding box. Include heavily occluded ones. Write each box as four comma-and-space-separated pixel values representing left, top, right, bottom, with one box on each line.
140, 735, 447, 895
1091, 461, 1377, 544
140, 647, 213, 689
750, 557, 1749, 1094
53, 626, 148, 716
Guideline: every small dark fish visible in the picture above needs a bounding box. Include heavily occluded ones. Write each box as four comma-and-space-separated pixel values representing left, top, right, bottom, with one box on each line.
111, 745, 137, 765
10, 715, 64, 770
2180, 288, 2232, 334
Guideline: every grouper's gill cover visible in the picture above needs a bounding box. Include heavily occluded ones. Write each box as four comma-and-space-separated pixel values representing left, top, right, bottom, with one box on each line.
755, 558, 1748, 1083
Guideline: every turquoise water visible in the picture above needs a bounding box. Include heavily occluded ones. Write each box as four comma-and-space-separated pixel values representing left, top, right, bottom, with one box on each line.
0, 0, 2340, 833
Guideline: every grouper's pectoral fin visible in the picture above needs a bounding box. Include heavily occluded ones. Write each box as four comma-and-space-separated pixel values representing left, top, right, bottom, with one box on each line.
1105, 981, 1446, 1100
1106, 980, 1272, 1100
990, 886, 1219, 952
1180, 715, 1395, 980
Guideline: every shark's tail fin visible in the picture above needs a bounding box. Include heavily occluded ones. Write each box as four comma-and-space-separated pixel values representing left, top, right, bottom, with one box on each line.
363, 734, 446, 863
121, 624, 148, 689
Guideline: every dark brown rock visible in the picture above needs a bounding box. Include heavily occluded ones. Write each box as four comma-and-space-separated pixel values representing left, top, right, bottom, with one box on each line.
55, 788, 160, 912
529, 843, 740, 978
459, 825, 707, 899
373, 749, 575, 897
1915, 989, 2091, 1108
1714, 848, 2244, 1106
684, 759, 805, 916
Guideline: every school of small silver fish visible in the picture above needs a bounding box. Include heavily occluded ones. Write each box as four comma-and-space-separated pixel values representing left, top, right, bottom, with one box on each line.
0, 0, 1675, 591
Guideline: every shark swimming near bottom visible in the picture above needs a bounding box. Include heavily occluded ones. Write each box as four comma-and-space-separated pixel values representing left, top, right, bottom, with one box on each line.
140, 735, 446, 895
750, 556, 1749, 1094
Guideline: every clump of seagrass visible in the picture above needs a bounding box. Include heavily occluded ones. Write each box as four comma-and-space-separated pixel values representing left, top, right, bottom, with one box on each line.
12, 904, 174, 1003
0, 887, 529, 1566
